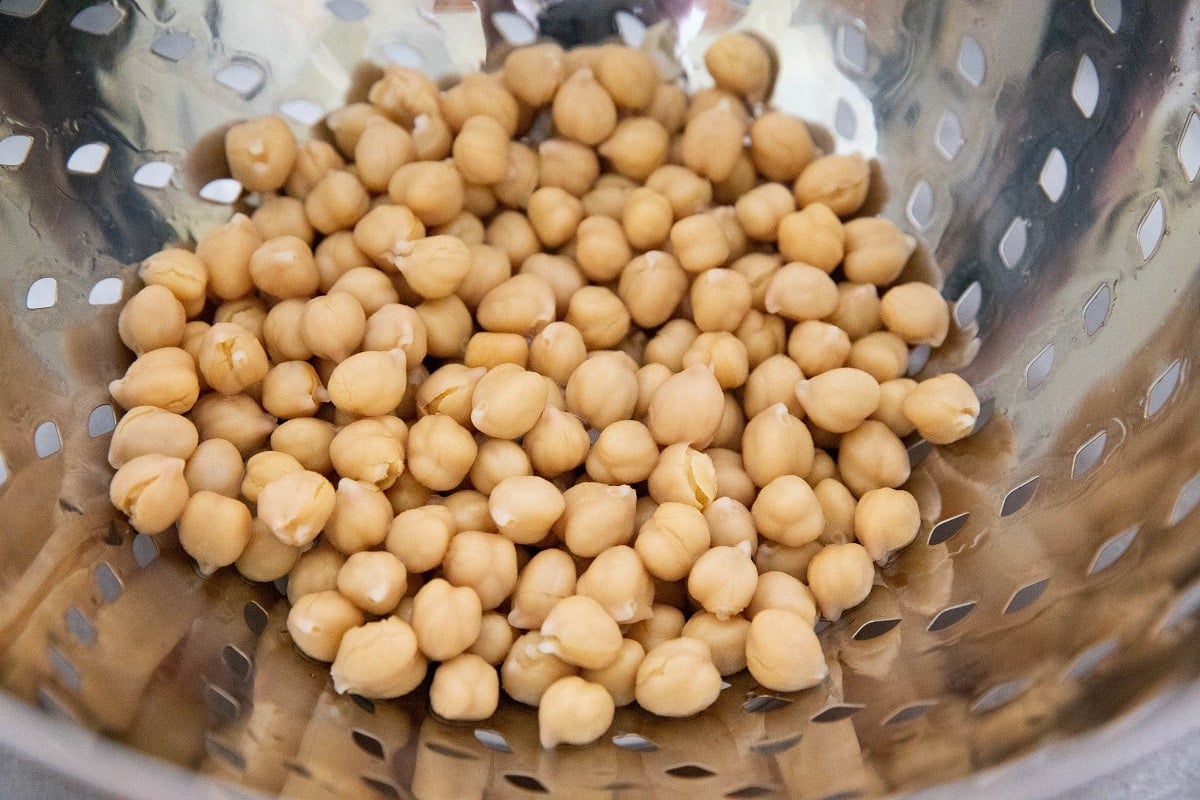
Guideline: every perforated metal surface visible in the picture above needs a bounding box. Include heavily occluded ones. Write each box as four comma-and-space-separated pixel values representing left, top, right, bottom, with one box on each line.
1, 1, 1199, 798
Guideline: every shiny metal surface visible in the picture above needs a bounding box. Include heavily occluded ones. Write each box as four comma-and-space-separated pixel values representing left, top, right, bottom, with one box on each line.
1, 0, 1199, 798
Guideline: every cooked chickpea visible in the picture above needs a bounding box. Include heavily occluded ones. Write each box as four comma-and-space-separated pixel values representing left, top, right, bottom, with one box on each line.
387, 235, 469, 302
509, 549, 577, 630
813, 477, 856, 545
568, 218, 627, 286
235, 518, 302, 582
183, 437, 243, 497
351, 204, 426, 274
138, 248, 207, 311
517, 254, 582, 319
754, 540, 821, 580
842, 216, 913, 286
645, 363, 724, 449
410, 577, 483, 661
732, 183, 793, 242
707, 450, 755, 508
538, 594, 623, 670
645, 165, 712, 220
523, 405, 591, 476
746, 571, 817, 626
869, 378, 917, 436
591, 44, 657, 110
685, 544, 756, 620
752, 474, 825, 547
670, 213, 729, 274
441, 72, 520, 135
732, 311, 783, 372
467, 438, 532, 495
195, 322, 269, 396
266, 418, 332, 474
225, 115, 296, 193
369, 65, 441, 127
537, 138, 600, 197
117, 285, 186, 355
488, 475, 566, 544
552, 68, 618, 146
646, 81, 687, 135
618, 190, 671, 253
107, 406, 198, 468
680, 615, 748, 680
432, 210, 485, 245
324, 349, 407, 416
784, 321, 847, 379
305, 170, 371, 235
528, 322, 588, 386
700, 495, 754, 553
248, 235, 319, 300
502, 632, 579, 706
410, 110, 453, 161
681, 99, 746, 184
502, 42, 565, 106
286, 139, 345, 200
212, 298, 267, 344
109, 454, 189, 535
414, 364, 484, 427
902, 373, 980, 444
633, 501, 711, 582
743, 355, 803, 419
384, 505, 452, 579
794, 367, 881, 434
685, 268, 751, 334
476, 273, 555, 335
383, 469, 432, 514
196, 213, 261, 300
443, 531, 518, 610
325, 102, 386, 157
362, 305, 427, 368
251, 194, 314, 244
576, 545, 655, 624
704, 30, 773, 100
469, 612, 517, 666
517, 187, 583, 250
325, 421, 399, 490
353, 119, 414, 192
173, 490, 251, 575
585, 420, 658, 485
402, 413, 475, 491
191, 393, 276, 456
330, 617, 427, 699
880, 282, 951, 346
794, 153, 870, 217
839, 421, 912, 499
853, 487, 921, 564
741, 403, 815, 488
746, 608, 827, 692
468, 364, 546, 440
259, 361, 325, 420
109, 347, 199, 414
285, 545, 345, 604
535, 675, 614, 749
744, 111, 814, 183
384, 162, 463, 229
635, 637, 722, 717
323, 478, 392, 555
647, 443, 717, 510
777, 203, 844, 273
239, 451, 301, 504
847, 331, 910, 382
564, 286, 630, 350
764, 262, 839, 321
257, 470, 336, 547
565, 351, 638, 430
287, 590, 365, 663
325, 268, 399, 318
807, 542, 874, 621
429, 654, 500, 722
681, 332, 749, 390
451, 114, 510, 186
615, 252, 685, 330
599, 117, 670, 181
554, 481, 637, 558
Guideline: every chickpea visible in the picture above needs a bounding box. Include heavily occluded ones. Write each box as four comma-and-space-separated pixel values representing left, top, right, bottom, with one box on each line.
286, 139, 344, 200
867, 378, 917, 437
794, 367, 881, 434
564, 286, 630, 350
708, 449, 756, 507
443, 531, 518, 610
502, 42, 566, 107
107, 406, 198, 468
138, 248, 207, 311
741, 403, 814, 488
576, 545, 655, 624
489, 475, 566, 544
538, 138, 600, 197
764, 262, 838, 321
351, 204, 425, 273
251, 194, 314, 244
670, 213, 729, 274
266, 418, 332, 476
552, 68, 618, 146
225, 115, 296, 193
384, 162, 464, 229
258, 361, 323, 421
247, 235, 318, 300
196, 213, 261, 300
108, 454, 189, 535
807, 542, 874, 621
794, 153, 870, 217
401, 413, 474, 491
515, 255, 580, 320
194, 322, 268, 397
751, 474, 825, 547
565, 351, 638, 430
109, 347, 199, 414
645, 363, 724, 449
745, 608, 827, 692
838, 420, 911, 498
361, 306, 426, 368
681, 100, 746, 184
259, 301, 309, 363
183, 437, 243, 497
235, 518, 302, 582
538, 594, 623, 670
305, 170, 371, 235
813, 477, 856, 546
117, 285, 186, 355
681, 332, 749, 391
624, 604, 683, 655
634, 501, 711, 582
532, 675, 614, 749
684, 268, 750, 335
902, 373, 980, 444
523, 405, 591, 476
528, 322, 587, 386
573, 639, 642, 708
635, 637, 722, 717
414, 364, 484, 427
174, 490, 251, 575
383, 468, 432, 514
180, 320, 209, 373
630, 362, 670, 420
713, 151, 759, 207
325, 102, 387, 157
383, 506, 451, 581
410, 111, 453, 161
331, 617, 427, 699
287, 590, 365, 663
646, 165, 713, 220
467, 438, 532, 495
212, 298, 267, 345
841, 216, 913, 286
502, 632, 579, 706
191, 393, 276, 457
880, 282, 950, 346
733, 183, 794, 242
432, 210, 485, 245
441, 72, 520, 136
851, 487, 920, 565
746, 571, 817, 626
509, 548, 577, 630
646, 81, 688, 135
392, 236, 470, 303
727, 254, 778, 314
598, 117, 670, 181
467, 364, 545, 440
647, 443, 717, 511
476, 273, 555, 335
620, 189, 672, 253
322, 270, 396, 320
353, 119, 414, 193
514, 189, 581, 252
776, 203, 844, 273
755, 540, 821, 580
746, 111, 815, 183
702, 494, 756, 553
585, 420, 658, 485
591, 43, 657, 110
743, 355, 803, 419
614, 252, 684, 330
322, 478, 391, 555
554, 481, 637, 558
285, 545, 345, 604
686, 544, 756, 620
447, 246, 507, 312
257, 470, 336, 547
705, 31, 774, 101
368, 65, 441, 127
239, 451, 301, 504
469, 612, 517, 666
847, 331, 910, 383
325, 349, 407, 416
783, 321, 847, 379
429, 654, 500, 722
450, 115, 510, 186
410, 577, 483, 661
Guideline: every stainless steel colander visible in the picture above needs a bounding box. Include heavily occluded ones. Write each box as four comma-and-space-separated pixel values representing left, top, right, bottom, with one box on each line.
2, 0, 1200, 797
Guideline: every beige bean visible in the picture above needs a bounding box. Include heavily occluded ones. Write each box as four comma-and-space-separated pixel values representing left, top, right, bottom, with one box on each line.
325, 102, 387, 157
430, 654, 500, 721
746, 608, 827, 691
681, 100, 746, 183
565, 351, 639, 430
553, 68, 618, 145
576, 545, 655, 624
807, 542, 874, 620
593, 44, 658, 110
680, 612, 748, 677
794, 153, 870, 217
754, 540, 821, 580
331, 617, 427, 699
326, 349, 407, 416
305, 170, 371, 235
190, 393, 276, 457
847, 330, 910, 382
842, 217, 914, 286
688, 268, 752, 334
645, 363, 724, 449
554, 481, 637, 558
469, 612, 517, 666
621, 188, 674, 251
752, 474, 825, 547
687, 544, 757, 620
562, 286, 628, 351
368, 65, 441, 127
746, 571, 817, 626
286, 139, 345, 200
871, 378, 918, 437
708, 449, 756, 507
416, 363, 485, 427
786, 320, 849, 378
741, 403, 814, 488
117, 285, 186, 355
573, 215, 632, 283
109, 347, 199, 414
734, 183, 795, 242
647, 443, 716, 510
225, 115, 296, 193
795, 367, 881, 433
489, 475, 566, 545
764, 262, 839, 321
502, 631, 579, 706
509, 549, 577, 630
470, 364, 547, 440
351, 204, 426, 273
579, 638, 644, 707
196, 322, 269, 396
880, 282, 951, 346
645, 165, 712, 220
502, 42, 566, 107
539, 594, 623, 669
743, 354, 804, 419
705, 31, 774, 100
285, 545, 345, 604
538, 676, 614, 748
537, 138, 600, 197
252, 194, 314, 244
634, 637, 722, 717
443, 530, 518, 610
670, 212, 729, 273
837, 420, 911, 497
248, 235, 319, 300
324, 478, 392, 554
257, 469, 336, 547
240, 451, 302, 504
334, 551, 406, 615
404, 413, 476, 491
469, 438, 533, 495
618, 251, 687, 328
749, 112, 815, 182
777, 203, 844, 273
362, 304, 427, 367
109, 454, 189, 535
384, 505, 454, 576
441, 72, 520, 135
107, 406, 198, 468
626, 603, 685, 654
183, 437, 244, 497
138, 248, 207, 308
476, 273, 555, 335
681, 332, 749, 390
528, 322, 587, 386
902, 373, 980, 444
235, 518, 302, 582
599, 117, 670, 181
452, 115, 510, 186
585, 419, 658, 485
260, 361, 326, 420
523, 405, 591, 476
267, 418, 332, 474
814, 477, 857, 545
328, 267, 400, 316
735, 309, 787, 371
411, 577, 483, 661
196, 213, 261, 300
634, 501, 710, 582
287, 590, 364, 663
854, 487, 921, 564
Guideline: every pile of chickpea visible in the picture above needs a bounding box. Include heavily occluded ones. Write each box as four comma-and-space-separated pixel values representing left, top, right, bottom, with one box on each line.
106, 32, 981, 749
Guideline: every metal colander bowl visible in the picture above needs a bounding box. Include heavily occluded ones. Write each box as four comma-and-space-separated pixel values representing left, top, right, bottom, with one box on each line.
2, 0, 1199, 798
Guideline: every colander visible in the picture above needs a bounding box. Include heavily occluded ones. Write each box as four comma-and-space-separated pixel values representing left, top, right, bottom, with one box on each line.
2, 0, 1200, 798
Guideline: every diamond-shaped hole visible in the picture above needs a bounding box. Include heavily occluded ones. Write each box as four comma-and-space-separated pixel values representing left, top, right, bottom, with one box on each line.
1025, 344, 1054, 391
1137, 198, 1164, 260
0, 134, 34, 167
1038, 148, 1067, 202
132, 533, 159, 567
67, 142, 109, 175
1159, 578, 1200, 634
956, 35, 985, 86
1067, 639, 1118, 680
505, 774, 549, 793
666, 764, 716, 779
1004, 579, 1049, 615
953, 281, 982, 329
751, 735, 802, 756
998, 217, 1027, 269
204, 684, 241, 721
1072, 55, 1099, 118
49, 646, 82, 692
811, 704, 864, 723
26, 276, 57, 309
94, 562, 123, 602
614, 10, 647, 47
222, 645, 252, 680
492, 12, 537, 46
327, 0, 368, 21
852, 618, 901, 640
151, 30, 194, 61
0, 0, 47, 18
87, 404, 116, 437
352, 729, 385, 759
199, 178, 242, 204
834, 98, 857, 140
1146, 359, 1182, 418
612, 732, 658, 751
934, 110, 964, 160
70, 3, 123, 35
280, 99, 324, 126
927, 601, 976, 632
1179, 110, 1200, 182
970, 680, 1026, 714
215, 61, 266, 98
927, 512, 969, 546
1000, 476, 1040, 517
1091, 0, 1121, 32
34, 421, 61, 458
906, 180, 934, 230
1089, 527, 1138, 574
883, 701, 938, 725
89, 277, 123, 305
906, 343, 931, 376
133, 161, 174, 188
1169, 472, 1200, 527
1082, 283, 1110, 336
836, 23, 867, 75
743, 694, 792, 713
473, 729, 512, 753
244, 601, 268, 635
65, 606, 97, 646
1072, 431, 1107, 479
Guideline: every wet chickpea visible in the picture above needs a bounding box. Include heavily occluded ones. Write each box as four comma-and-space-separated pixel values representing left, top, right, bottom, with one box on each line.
565, 351, 638, 430
325, 102, 387, 157
269, 417, 334, 475
538, 138, 600, 197
452, 115, 510, 186
524, 405, 591, 476
328, 267, 401, 317
634, 501, 711, 582
747, 111, 814, 182
331, 617, 427, 699
462, 331, 527, 371
746, 571, 817, 626
138, 248, 207, 310
764, 262, 839, 321
368, 65, 441, 127
469, 612, 517, 666
646, 363, 724, 448
538, 594, 623, 670
681, 100, 746, 184
586, 419, 659, 485
184, 437, 244, 497
635, 637, 722, 717
441, 72, 520, 136
870, 378, 918, 436
196, 213, 261, 300
469, 364, 546, 439
108, 406, 198, 468
564, 286, 630, 350
403, 413, 475, 491
485, 208, 541, 268
386, 161, 465, 228
592, 44, 658, 111
443, 531, 518, 610
194, 323, 268, 398
285, 545, 345, 604
708, 448, 756, 507
786, 320, 849, 377
688, 268, 752, 334
298, 293, 365, 364
807, 542, 874, 621
225, 115, 296, 193
752, 474, 825, 547
754, 540, 821, 580
252, 194, 314, 244
509, 549, 577, 630
286, 139, 345, 200
813, 477, 856, 545
688, 544, 757, 620
551, 481, 636, 558
648, 443, 717, 511
669, 213, 729, 274
880, 282, 951, 346
837, 420, 911, 497
577, 638, 642, 707
854, 487, 920, 564
354, 119, 414, 192
552, 68, 618, 146
362, 304, 427, 367
599, 117, 670, 181
502, 42, 566, 107
741, 403, 815, 488
411, 578, 483, 661
235, 518, 302, 583
576, 545, 655, 624
416, 364, 485, 428
713, 152, 759, 208
794, 153, 870, 217
305, 170, 371, 235
776, 203, 843, 273
430, 654, 500, 722
646, 82, 688, 135
212, 297, 267, 343
174, 490, 251, 576
118, 285, 186, 355
398, 235, 473, 301
518, 254, 582, 318
682, 332, 749, 390
433, 211, 485, 245
261, 299, 311, 363
847, 331, 910, 382
180, 320, 209, 372
617, 252, 685, 330
324, 478, 393, 554
633, 362, 672, 419
326, 349, 407, 416
734, 183, 794, 242
528, 322, 587, 386
287, 590, 365, 663
645, 165, 712, 220
537, 675, 614, 749
502, 632, 579, 706
248, 235, 319, 300
702, 494, 756, 553
109, 454, 190, 535
705, 31, 774, 102
795, 367, 881, 433
621, 188, 673, 251
257, 470, 336, 547
382, 506, 454, 575
522, 187, 583, 250
240, 451, 302, 504
351, 204, 426, 272
842, 217, 913, 286
571, 216, 630, 284
191, 393, 276, 456
730, 252, 781, 312
743, 354, 804, 419
746, 608, 827, 692
408, 110, 453, 161
383, 469, 431, 514
489, 475, 566, 544
902, 373, 980, 445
